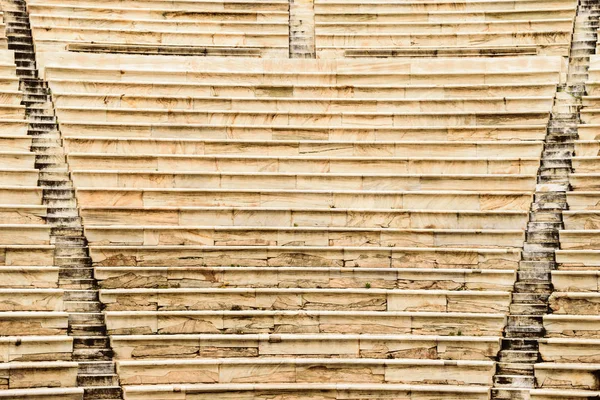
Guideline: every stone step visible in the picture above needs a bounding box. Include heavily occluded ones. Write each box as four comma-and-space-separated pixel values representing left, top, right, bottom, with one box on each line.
73, 336, 110, 349
59, 279, 96, 290
68, 312, 104, 325
64, 301, 101, 312
518, 261, 556, 271
517, 270, 551, 281
500, 338, 538, 351
83, 385, 122, 400
493, 374, 535, 388
64, 290, 99, 302
77, 374, 119, 387
509, 303, 548, 315
498, 350, 539, 363
496, 362, 534, 376
513, 281, 552, 293
73, 348, 113, 361
78, 362, 115, 375
491, 388, 531, 400
70, 324, 107, 336
504, 325, 545, 338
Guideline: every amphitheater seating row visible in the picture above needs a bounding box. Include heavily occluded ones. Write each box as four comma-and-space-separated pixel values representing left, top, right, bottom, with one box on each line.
30, 50, 566, 399
314, 0, 578, 58
26, 0, 290, 57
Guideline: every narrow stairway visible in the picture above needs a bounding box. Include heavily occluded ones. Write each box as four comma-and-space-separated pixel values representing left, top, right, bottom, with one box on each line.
2, 1, 123, 399
491, 0, 599, 398
289, 0, 316, 58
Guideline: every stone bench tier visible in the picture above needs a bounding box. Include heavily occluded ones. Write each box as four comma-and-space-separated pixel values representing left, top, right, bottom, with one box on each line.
0, 336, 72, 362
544, 314, 600, 338
99, 288, 511, 313
115, 357, 495, 386
53, 107, 552, 127
0, 136, 33, 152
530, 389, 600, 399
0, 91, 25, 106
42, 66, 562, 87
94, 266, 516, 290
89, 245, 521, 269
49, 80, 559, 98
0, 206, 46, 225
570, 157, 600, 173
58, 122, 549, 141
0, 188, 43, 205
122, 383, 490, 400
574, 140, 600, 155
549, 292, 600, 315
80, 207, 528, 229
556, 250, 600, 267
65, 154, 541, 175
0, 388, 82, 400
0, 78, 20, 92
314, 9, 577, 24
559, 230, 600, 250
0, 245, 54, 266
32, 27, 289, 47
552, 271, 600, 292
50, 94, 555, 113
0, 106, 26, 120
314, 0, 574, 12
0, 267, 59, 288
28, 0, 290, 12
567, 174, 600, 190
105, 310, 506, 336
0, 121, 27, 136
0, 361, 78, 389
109, 333, 500, 360
563, 210, 600, 229
0, 170, 41, 187
0, 226, 51, 245
62, 138, 545, 158
83, 226, 525, 249
30, 15, 289, 34
564, 192, 600, 210
535, 363, 600, 390
70, 172, 538, 191
539, 338, 600, 363
0, 289, 62, 311
75, 188, 533, 211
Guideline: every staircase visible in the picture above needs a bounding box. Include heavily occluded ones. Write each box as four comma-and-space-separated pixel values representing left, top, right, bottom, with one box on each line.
491, 0, 599, 398
289, 0, 316, 58
2, 1, 123, 399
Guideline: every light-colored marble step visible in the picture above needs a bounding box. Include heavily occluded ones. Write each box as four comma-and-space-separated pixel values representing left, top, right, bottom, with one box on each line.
0, 245, 54, 266
123, 383, 490, 400
0, 312, 68, 336
83, 225, 525, 249
105, 309, 506, 336
99, 287, 511, 313
65, 153, 541, 174
80, 207, 529, 229
0, 336, 73, 362
54, 106, 551, 127
57, 123, 549, 144
535, 363, 600, 390
0, 361, 78, 389
115, 357, 495, 386
0, 266, 59, 288
530, 388, 600, 399
51, 93, 555, 112
109, 333, 501, 360
544, 314, 600, 338
539, 338, 600, 363
88, 244, 521, 269
552, 271, 600, 292
548, 292, 600, 315
0, 387, 83, 400
75, 188, 534, 211
49, 79, 558, 98
0, 206, 46, 224
94, 266, 516, 290
70, 171, 538, 191
0, 289, 63, 312
28, 0, 289, 12
61, 137, 545, 157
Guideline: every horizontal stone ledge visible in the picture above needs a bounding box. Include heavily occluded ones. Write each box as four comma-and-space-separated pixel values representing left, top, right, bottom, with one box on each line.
0, 387, 83, 399
94, 265, 516, 290
122, 383, 490, 398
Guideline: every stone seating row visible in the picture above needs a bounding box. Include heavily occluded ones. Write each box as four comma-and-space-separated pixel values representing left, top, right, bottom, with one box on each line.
313, 0, 577, 57
27, 0, 290, 57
